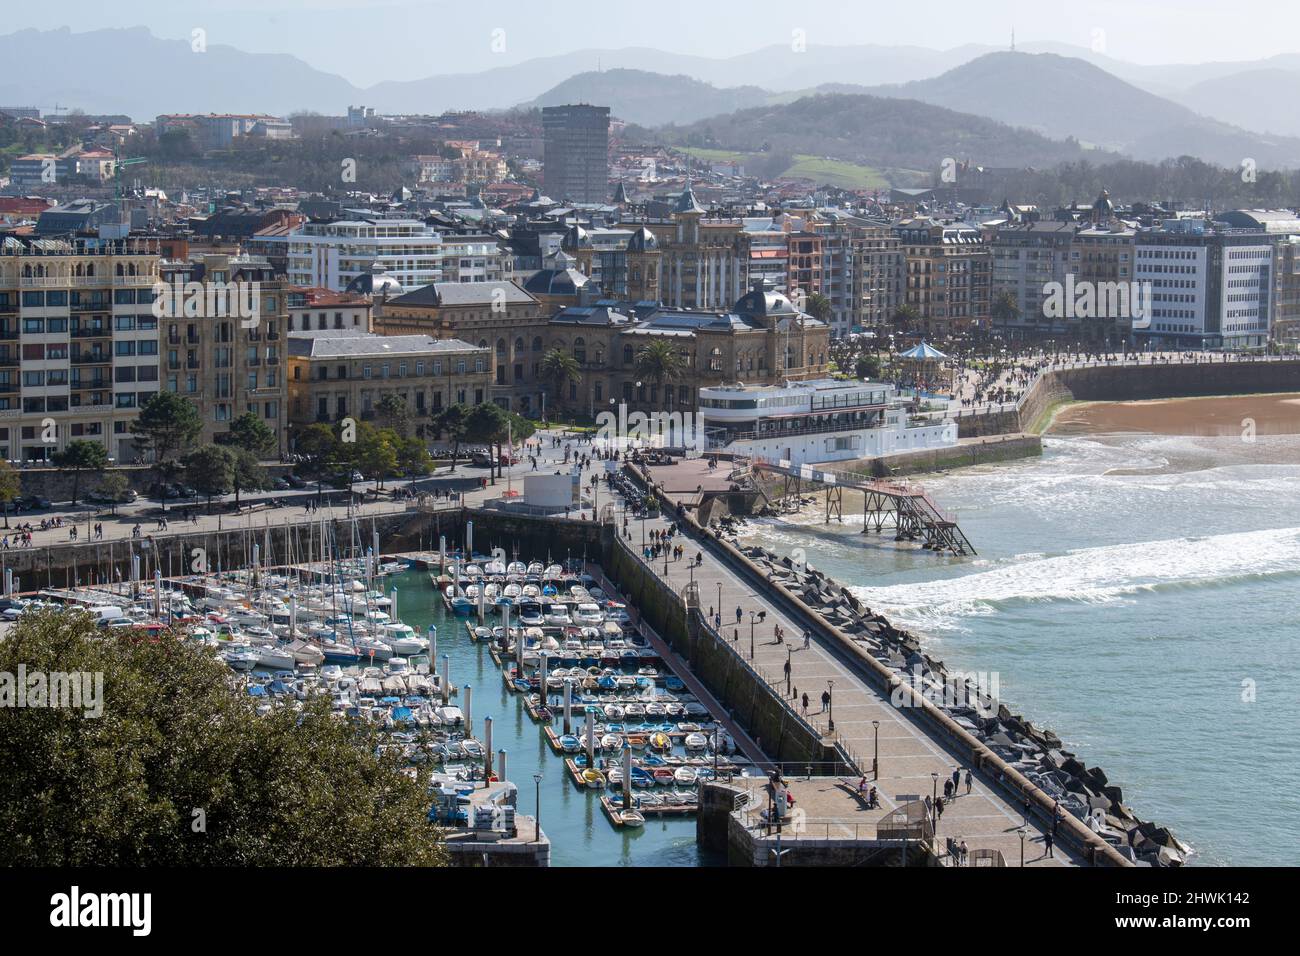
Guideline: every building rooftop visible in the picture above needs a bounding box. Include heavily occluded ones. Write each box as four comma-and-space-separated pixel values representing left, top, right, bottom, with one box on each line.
287, 332, 482, 359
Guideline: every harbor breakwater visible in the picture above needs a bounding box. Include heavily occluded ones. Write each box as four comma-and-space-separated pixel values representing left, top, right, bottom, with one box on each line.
690, 504, 1188, 866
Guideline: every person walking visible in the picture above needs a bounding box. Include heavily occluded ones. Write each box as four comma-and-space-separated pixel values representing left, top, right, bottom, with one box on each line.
800, 692, 809, 716
952, 768, 961, 796
1044, 830, 1054, 858
803, 629, 811, 649
735, 606, 742, 625
820, 689, 831, 713
783, 657, 791, 682
943, 779, 953, 801
935, 795, 944, 824
964, 768, 973, 795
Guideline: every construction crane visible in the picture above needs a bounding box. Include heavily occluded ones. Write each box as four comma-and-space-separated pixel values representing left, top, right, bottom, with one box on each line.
112, 151, 147, 200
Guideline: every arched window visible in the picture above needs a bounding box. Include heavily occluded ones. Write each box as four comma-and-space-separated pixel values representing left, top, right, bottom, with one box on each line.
708, 347, 723, 372
514, 337, 525, 357
496, 338, 507, 357
573, 337, 586, 364
532, 336, 543, 352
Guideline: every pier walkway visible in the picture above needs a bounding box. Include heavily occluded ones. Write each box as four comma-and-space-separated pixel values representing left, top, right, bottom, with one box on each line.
609, 488, 1078, 867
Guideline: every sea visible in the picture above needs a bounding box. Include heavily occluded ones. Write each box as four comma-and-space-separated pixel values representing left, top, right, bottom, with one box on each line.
734, 429, 1300, 867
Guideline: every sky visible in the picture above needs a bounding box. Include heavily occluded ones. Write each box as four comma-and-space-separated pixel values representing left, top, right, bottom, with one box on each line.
4, 0, 1298, 87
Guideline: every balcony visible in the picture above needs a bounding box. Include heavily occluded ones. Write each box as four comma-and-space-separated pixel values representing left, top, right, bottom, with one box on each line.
71, 354, 111, 365
72, 326, 111, 338
0, 356, 17, 367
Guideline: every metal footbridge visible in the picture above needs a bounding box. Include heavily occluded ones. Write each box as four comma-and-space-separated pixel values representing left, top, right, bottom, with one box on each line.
748, 457, 976, 556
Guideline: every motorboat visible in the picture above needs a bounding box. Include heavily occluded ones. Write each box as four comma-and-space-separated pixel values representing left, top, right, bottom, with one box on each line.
684, 732, 708, 752
582, 769, 605, 789
649, 731, 672, 752
620, 809, 646, 827
674, 767, 698, 786
559, 734, 581, 753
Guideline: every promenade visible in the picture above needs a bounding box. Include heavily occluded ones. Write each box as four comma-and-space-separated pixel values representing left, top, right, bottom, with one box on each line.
606, 480, 1079, 867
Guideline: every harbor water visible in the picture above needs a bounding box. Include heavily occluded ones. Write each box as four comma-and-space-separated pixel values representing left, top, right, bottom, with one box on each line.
736, 431, 1300, 866
391, 569, 712, 867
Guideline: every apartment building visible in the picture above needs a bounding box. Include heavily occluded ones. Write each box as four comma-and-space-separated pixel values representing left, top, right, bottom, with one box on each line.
1134, 219, 1274, 349
896, 219, 991, 337
542, 105, 610, 204
637, 187, 749, 311
989, 221, 1076, 337
287, 331, 493, 430
0, 236, 161, 462
158, 253, 289, 453
287, 287, 372, 333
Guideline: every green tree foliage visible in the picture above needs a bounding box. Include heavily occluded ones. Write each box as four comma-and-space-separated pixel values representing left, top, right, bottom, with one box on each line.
0, 609, 447, 866
184, 445, 235, 510
94, 472, 131, 516
130, 391, 202, 510
433, 404, 471, 473
218, 411, 277, 458
0, 460, 19, 530
51, 440, 110, 507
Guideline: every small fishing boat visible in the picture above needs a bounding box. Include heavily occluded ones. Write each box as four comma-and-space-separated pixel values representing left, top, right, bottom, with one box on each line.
559, 734, 581, 753
653, 768, 676, 786
684, 732, 708, 752
620, 809, 645, 828
648, 731, 672, 752
674, 767, 698, 786
582, 769, 605, 789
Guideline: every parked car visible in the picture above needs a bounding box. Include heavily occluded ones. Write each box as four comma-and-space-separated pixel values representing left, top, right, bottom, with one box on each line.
284, 474, 307, 489
14, 496, 51, 510
270, 477, 290, 491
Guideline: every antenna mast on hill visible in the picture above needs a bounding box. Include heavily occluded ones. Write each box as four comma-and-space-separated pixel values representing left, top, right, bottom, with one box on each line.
1011, 29, 1016, 52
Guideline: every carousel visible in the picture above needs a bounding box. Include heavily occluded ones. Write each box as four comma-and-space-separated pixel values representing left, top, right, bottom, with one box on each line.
897, 340, 952, 395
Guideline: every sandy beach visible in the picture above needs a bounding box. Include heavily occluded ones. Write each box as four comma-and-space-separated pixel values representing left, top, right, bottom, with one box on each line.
1049, 393, 1300, 437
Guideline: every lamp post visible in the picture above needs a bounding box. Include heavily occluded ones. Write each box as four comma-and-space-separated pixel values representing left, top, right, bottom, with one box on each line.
827, 679, 835, 732
931, 771, 939, 833
1018, 826, 1026, 867
786, 647, 792, 695
533, 772, 543, 843
872, 719, 880, 780
749, 610, 756, 660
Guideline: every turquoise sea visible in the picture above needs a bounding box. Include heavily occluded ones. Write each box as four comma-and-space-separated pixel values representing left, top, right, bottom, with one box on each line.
735, 432, 1300, 866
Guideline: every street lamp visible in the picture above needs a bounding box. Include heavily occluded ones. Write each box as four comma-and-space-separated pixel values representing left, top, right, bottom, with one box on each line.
930, 771, 939, 832
827, 679, 835, 732
786, 647, 792, 695
533, 772, 543, 844
749, 609, 756, 659
1018, 826, 1026, 867
872, 719, 880, 780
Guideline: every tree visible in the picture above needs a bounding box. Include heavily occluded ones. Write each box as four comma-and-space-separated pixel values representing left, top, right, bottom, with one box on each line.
0, 609, 447, 866
465, 402, 511, 483
292, 423, 342, 500
433, 404, 471, 473
991, 289, 1021, 338
51, 440, 109, 507
633, 340, 684, 396
230, 448, 270, 508
218, 411, 276, 459
353, 423, 397, 492
94, 471, 131, 516
376, 394, 410, 437
0, 461, 18, 530
183, 445, 235, 511
394, 435, 433, 477
130, 391, 202, 511
855, 353, 883, 379
892, 304, 921, 335
539, 348, 581, 416
804, 292, 833, 325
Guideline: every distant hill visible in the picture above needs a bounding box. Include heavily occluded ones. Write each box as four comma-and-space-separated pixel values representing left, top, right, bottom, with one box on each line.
0, 26, 358, 117
864, 52, 1300, 168
1174, 69, 1300, 138
647, 92, 1104, 174
520, 69, 771, 126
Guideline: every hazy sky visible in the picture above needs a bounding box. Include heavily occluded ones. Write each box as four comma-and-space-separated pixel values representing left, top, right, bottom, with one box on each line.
6, 0, 1298, 86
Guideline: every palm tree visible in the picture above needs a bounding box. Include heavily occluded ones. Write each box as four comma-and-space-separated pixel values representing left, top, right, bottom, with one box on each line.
991, 289, 1021, 341
804, 292, 833, 325
892, 303, 921, 336
539, 348, 582, 418
633, 340, 684, 394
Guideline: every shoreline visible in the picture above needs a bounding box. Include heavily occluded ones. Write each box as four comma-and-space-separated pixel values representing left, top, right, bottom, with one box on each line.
1047, 392, 1300, 438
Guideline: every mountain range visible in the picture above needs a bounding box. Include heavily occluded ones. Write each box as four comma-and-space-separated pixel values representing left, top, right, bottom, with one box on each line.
5, 26, 1300, 169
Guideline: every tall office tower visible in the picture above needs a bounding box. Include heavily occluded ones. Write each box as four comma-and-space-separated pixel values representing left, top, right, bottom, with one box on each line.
542, 105, 610, 204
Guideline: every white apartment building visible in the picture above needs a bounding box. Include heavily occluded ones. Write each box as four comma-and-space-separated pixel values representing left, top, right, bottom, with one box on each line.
275, 220, 504, 294
1134, 220, 1273, 349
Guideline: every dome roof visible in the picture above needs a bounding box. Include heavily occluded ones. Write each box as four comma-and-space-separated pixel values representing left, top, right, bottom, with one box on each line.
733, 287, 797, 318
522, 267, 591, 296
627, 226, 658, 252
344, 261, 404, 297
1093, 188, 1114, 218
561, 223, 591, 250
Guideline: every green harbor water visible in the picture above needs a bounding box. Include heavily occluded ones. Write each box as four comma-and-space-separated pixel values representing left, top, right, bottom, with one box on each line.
391, 569, 712, 866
